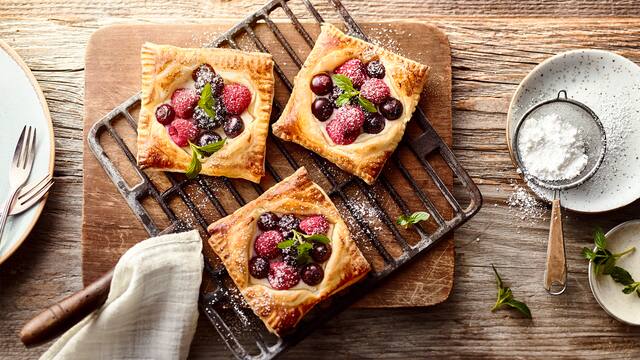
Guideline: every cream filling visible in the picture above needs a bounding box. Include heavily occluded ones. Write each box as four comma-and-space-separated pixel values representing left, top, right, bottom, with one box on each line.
248, 224, 334, 292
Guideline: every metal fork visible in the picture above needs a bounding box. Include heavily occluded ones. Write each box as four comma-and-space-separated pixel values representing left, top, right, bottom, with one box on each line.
0, 126, 37, 243
10, 175, 54, 215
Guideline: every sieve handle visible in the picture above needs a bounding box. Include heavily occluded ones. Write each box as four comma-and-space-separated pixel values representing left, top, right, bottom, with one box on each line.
544, 199, 567, 295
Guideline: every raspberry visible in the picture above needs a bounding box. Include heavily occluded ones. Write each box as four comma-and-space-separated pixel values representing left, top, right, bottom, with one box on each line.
326, 119, 360, 145
359, 78, 390, 104
334, 105, 365, 131
268, 261, 300, 290
168, 119, 198, 147
222, 84, 252, 115
254, 230, 283, 259
334, 59, 367, 87
171, 88, 199, 119
299, 215, 329, 235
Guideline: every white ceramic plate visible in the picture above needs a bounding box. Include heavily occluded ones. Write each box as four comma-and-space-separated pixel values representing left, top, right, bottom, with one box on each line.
589, 221, 640, 326
507, 49, 640, 213
0, 40, 54, 265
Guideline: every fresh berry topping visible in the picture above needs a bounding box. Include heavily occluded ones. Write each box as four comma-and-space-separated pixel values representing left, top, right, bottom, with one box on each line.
168, 119, 198, 147
192, 63, 215, 81
311, 98, 333, 121
171, 88, 199, 119
196, 73, 224, 96
282, 246, 299, 267
268, 261, 300, 290
310, 73, 333, 95
359, 78, 390, 104
363, 112, 386, 134
299, 215, 329, 235
222, 84, 252, 115
311, 243, 332, 263
300, 263, 324, 286
155, 104, 175, 125
334, 105, 365, 131
334, 59, 367, 87
254, 230, 283, 259
329, 86, 344, 108
366, 60, 386, 79
326, 118, 360, 145
193, 106, 222, 131
379, 97, 403, 120
249, 256, 270, 279
223, 115, 244, 138
278, 214, 300, 239
196, 132, 222, 147
257, 212, 280, 231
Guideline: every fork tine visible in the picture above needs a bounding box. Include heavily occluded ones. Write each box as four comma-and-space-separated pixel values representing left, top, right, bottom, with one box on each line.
17, 179, 53, 208
12, 126, 26, 167
26, 127, 37, 170
20, 127, 32, 169
18, 174, 51, 200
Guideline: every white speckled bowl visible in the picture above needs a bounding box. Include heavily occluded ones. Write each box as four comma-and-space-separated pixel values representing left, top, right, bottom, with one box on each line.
589, 221, 640, 326
507, 49, 640, 213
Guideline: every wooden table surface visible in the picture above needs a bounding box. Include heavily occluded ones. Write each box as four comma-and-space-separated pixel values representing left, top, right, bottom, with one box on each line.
3, 1, 640, 358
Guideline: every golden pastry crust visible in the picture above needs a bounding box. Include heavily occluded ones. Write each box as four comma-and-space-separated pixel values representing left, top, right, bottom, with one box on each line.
136, 42, 274, 183
207, 167, 371, 335
272, 23, 430, 184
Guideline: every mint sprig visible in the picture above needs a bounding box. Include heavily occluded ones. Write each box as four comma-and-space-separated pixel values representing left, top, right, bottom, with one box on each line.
331, 74, 376, 112
197, 83, 216, 118
396, 211, 430, 229
491, 264, 532, 318
185, 138, 226, 179
277, 229, 330, 265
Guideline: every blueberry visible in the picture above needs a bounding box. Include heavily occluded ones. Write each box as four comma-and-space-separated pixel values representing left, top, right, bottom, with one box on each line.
155, 104, 175, 125
311, 98, 333, 121
223, 115, 244, 138
300, 263, 324, 286
363, 112, 386, 134
258, 212, 280, 231
249, 256, 269, 279
379, 97, 403, 120
310, 243, 331, 263
366, 60, 385, 79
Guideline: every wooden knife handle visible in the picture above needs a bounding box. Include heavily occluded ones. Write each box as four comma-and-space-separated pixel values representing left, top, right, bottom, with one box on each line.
20, 268, 114, 346
544, 199, 567, 295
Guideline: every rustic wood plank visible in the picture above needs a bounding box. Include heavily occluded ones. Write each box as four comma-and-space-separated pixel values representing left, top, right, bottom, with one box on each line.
3, 5, 640, 358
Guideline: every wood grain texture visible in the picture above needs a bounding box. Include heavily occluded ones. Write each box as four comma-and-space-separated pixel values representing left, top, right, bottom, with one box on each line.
81, 21, 454, 309
2, 1, 640, 358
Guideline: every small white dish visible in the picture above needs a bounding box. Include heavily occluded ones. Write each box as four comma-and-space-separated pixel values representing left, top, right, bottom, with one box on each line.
0, 40, 54, 265
588, 221, 640, 326
507, 49, 640, 213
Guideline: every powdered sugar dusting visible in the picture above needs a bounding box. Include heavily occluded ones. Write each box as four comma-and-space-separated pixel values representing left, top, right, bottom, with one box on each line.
506, 183, 547, 223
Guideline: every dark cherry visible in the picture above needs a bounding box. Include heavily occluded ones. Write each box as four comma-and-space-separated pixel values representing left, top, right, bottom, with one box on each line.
379, 97, 403, 120
310, 73, 333, 96
329, 86, 343, 108
192, 63, 215, 81
249, 256, 269, 279
282, 246, 299, 267
311, 98, 333, 121
223, 115, 244, 138
363, 112, 386, 134
196, 132, 222, 148
366, 60, 385, 79
310, 243, 332, 263
300, 263, 324, 286
155, 104, 175, 125
278, 214, 300, 239
257, 212, 280, 231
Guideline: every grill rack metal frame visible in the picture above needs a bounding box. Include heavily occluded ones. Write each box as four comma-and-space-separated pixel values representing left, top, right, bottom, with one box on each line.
87, 1, 483, 358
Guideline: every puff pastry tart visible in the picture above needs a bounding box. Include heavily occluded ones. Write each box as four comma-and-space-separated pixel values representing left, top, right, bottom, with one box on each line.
207, 167, 371, 335
136, 42, 275, 183
272, 23, 430, 184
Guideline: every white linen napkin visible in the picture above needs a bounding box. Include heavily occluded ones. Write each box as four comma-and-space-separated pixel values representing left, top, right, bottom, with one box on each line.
40, 230, 203, 360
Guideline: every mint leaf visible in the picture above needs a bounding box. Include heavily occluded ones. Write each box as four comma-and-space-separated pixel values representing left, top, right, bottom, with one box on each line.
197, 83, 216, 118
193, 138, 226, 156
491, 264, 532, 318
594, 227, 607, 249
357, 96, 377, 112
581, 247, 596, 261
335, 92, 353, 107
332, 74, 355, 92
185, 148, 201, 179
396, 211, 430, 229
304, 234, 330, 244
277, 239, 295, 249
296, 241, 313, 264
504, 299, 532, 319
610, 266, 635, 286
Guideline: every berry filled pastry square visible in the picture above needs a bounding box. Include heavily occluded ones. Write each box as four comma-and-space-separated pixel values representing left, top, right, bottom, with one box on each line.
136, 43, 275, 183
272, 23, 430, 184
207, 167, 371, 335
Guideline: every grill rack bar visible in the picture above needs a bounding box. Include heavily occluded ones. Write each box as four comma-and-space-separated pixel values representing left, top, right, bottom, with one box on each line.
87, 1, 482, 358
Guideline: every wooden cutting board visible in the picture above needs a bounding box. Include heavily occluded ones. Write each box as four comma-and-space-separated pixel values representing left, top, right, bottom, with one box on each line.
82, 22, 453, 308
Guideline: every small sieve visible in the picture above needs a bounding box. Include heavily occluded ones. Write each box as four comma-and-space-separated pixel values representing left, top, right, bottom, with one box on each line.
511, 90, 607, 295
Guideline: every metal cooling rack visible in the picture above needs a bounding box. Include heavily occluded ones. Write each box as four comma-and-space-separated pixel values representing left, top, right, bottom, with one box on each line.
87, 0, 482, 358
